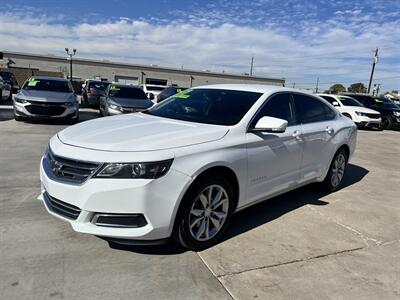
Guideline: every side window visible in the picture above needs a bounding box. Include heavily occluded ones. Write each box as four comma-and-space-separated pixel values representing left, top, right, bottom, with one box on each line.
320, 95, 336, 105
294, 94, 328, 124
251, 93, 297, 127
322, 102, 337, 120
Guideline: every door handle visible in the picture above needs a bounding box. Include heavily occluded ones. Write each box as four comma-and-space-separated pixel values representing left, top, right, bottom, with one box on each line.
326, 126, 334, 135
292, 130, 302, 141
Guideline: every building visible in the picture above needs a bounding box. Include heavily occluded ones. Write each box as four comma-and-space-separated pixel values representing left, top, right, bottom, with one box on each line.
1, 51, 285, 88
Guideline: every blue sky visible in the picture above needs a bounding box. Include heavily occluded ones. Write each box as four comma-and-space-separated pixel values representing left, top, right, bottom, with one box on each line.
1, 0, 400, 91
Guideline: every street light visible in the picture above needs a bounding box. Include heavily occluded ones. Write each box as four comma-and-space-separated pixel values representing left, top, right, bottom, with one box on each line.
65, 48, 76, 83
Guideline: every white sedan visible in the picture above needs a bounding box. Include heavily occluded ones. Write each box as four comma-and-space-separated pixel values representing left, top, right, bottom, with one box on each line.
39, 85, 357, 251
318, 94, 381, 129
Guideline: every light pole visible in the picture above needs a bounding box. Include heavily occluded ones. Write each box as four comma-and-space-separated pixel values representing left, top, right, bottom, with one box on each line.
65, 48, 76, 83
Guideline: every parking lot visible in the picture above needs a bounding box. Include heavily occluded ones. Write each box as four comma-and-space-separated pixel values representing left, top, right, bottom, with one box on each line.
1, 102, 399, 300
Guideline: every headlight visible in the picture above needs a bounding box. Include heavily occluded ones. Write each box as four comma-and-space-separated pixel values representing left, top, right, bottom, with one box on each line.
355, 112, 367, 116
108, 104, 123, 111
15, 97, 28, 104
94, 159, 173, 179
393, 111, 400, 117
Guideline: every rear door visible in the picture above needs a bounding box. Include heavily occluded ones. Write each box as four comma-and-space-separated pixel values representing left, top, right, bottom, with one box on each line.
293, 93, 338, 183
245, 93, 303, 205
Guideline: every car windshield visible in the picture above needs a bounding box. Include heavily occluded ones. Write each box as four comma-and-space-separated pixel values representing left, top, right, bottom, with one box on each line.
338, 96, 363, 107
144, 88, 262, 125
23, 78, 72, 93
0, 72, 15, 83
108, 86, 147, 99
146, 86, 165, 91
88, 81, 109, 90
376, 98, 399, 109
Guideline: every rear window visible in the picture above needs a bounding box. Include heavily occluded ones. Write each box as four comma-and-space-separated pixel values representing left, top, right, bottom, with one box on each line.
23, 78, 71, 93
88, 81, 110, 90
108, 86, 147, 99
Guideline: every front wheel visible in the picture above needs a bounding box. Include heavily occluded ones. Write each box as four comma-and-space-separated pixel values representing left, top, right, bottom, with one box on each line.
323, 149, 348, 192
175, 175, 235, 251
380, 116, 392, 130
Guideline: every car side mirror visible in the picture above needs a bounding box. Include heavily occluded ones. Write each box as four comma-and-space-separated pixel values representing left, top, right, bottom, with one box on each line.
250, 116, 288, 133
332, 101, 339, 107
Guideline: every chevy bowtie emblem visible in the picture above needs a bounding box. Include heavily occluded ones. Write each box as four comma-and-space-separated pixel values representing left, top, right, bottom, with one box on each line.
52, 161, 63, 173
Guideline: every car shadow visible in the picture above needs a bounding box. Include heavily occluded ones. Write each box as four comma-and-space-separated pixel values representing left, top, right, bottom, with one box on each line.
222, 163, 369, 242
107, 163, 369, 255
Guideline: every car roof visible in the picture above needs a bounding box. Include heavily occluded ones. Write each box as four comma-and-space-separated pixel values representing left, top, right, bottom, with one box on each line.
192, 84, 311, 95
110, 84, 141, 88
29, 76, 69, 82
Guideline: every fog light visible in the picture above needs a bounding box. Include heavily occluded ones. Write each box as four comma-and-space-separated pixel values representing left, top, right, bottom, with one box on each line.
91, 213, 147, 228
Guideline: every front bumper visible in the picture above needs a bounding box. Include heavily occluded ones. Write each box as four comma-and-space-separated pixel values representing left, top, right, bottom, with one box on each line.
14, 101, 78, 119
39, 156, 192, 241
355, 116, 381, 128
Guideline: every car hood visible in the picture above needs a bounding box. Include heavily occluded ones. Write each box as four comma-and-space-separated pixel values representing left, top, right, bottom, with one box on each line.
110, 97, 153, 109
343, 106, 380, 114
17, 90, 73, 103
58, 113, 229, 152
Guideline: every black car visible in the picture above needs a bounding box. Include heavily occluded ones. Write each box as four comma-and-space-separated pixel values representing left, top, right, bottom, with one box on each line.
0, 70, 19, 100
99, 84, 153, 116
81, 80, 110, 107
157, 86, 188, 103
342, 93, 400, 129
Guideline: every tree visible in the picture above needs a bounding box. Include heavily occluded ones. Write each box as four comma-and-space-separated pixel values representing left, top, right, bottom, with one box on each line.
328, 84, 346, 94
348, 83, 367, 93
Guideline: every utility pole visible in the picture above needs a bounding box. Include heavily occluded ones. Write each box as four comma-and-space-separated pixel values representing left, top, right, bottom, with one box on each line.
190, 75, 194, 87
250, 56, 254, 76
141, 71, 146, 84
367, 47, 378, 94
315, 77, 319, 93
65, 48, 76, 83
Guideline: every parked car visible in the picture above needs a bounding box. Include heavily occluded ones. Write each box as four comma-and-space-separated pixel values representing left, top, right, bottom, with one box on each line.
39, 85, 356, 250
157, 86, 189, 103
0, 70, 19, 100
0, 76, 11, 101
81, 80, 110, 107
341, 93, 400, 130
13, 76, 79, 122
99, 84, 153, 116
140, 84, 166, 103
317, 94, 381, 129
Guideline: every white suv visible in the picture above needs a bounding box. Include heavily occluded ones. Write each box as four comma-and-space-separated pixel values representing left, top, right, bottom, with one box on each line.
39, 85, 357, 250
318, 94, 381, 129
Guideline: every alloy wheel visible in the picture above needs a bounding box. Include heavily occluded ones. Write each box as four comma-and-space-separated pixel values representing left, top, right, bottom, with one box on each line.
331, 153, 346, 187
189, 185, 229, 242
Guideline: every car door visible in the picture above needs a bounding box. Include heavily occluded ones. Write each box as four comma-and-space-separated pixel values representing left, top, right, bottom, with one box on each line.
245, 93, 304, 205
293, 93, 338, 183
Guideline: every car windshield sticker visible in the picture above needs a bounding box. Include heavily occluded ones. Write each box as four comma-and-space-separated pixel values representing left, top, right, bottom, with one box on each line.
110, 86, 120, 91
374, 99, 383, 103
175, 89, 192, 99
27, 77, 40, 86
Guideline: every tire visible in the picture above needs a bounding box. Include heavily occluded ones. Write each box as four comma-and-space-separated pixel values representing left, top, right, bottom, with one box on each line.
381, 116, 392, 130
14, 113, 23, 122
174, 174, 236, 251
323, 148, 348, 192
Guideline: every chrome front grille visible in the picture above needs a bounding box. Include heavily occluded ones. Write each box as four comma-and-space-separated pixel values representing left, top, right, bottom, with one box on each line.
365, 113, 380, 119
43, 148, 102, 184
